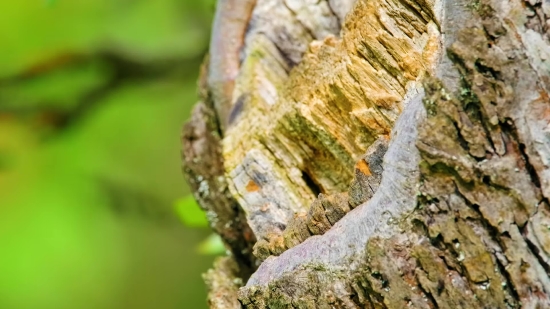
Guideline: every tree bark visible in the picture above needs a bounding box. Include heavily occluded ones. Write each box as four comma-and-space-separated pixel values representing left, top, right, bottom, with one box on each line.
182, 0, 550, 308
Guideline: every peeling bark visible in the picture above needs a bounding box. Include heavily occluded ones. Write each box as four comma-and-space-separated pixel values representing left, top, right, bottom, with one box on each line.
182, 0, 550, 308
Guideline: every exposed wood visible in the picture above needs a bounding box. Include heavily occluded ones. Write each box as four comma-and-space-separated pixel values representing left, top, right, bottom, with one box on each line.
224, 0, 440, 257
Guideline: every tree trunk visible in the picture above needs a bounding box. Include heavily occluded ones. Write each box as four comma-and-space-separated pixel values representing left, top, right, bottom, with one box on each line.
182, 0, 550, 308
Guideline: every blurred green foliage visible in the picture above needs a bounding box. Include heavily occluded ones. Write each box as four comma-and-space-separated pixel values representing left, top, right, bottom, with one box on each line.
175, 195, 209, 228
0, 0, 219, 308
197, 234, 226, 256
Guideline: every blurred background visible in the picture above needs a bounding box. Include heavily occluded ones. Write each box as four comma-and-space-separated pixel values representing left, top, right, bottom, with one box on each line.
0, 1, 221, 308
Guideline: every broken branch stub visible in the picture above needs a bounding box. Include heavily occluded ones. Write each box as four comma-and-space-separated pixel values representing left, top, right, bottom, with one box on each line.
223, 0, 441, 257
183, 0, 550, 307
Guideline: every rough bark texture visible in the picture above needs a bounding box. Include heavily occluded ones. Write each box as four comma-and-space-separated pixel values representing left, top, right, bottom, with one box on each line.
182, 61, 257, 277
182, 0, 550, 308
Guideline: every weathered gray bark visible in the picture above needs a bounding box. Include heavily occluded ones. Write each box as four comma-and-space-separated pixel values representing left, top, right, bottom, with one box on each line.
182, 0, 550, 308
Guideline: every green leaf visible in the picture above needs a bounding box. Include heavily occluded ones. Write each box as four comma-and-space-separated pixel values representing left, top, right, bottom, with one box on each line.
196, 234, 225, 255
174, 195, 208, 228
